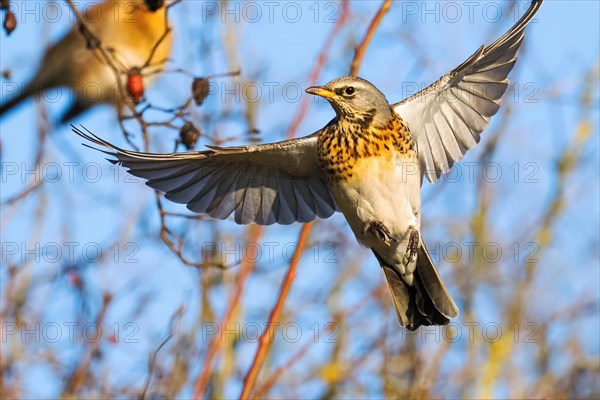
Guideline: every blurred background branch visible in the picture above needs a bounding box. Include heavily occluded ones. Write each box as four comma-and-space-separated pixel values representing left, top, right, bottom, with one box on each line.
1, 1, 598, 399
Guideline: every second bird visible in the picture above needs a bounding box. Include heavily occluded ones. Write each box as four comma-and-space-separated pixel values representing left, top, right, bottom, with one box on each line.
0, 0, 172, 123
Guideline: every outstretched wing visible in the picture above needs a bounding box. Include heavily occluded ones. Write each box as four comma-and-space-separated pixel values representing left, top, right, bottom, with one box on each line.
393, 0, 543, 182
73, 126, 337, 225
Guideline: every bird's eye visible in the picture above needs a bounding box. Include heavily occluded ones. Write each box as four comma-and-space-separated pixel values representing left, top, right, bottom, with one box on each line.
344, 86, 355, 96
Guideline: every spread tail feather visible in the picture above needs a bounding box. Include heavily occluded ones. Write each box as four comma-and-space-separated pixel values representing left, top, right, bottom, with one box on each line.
375, 241, 458, 331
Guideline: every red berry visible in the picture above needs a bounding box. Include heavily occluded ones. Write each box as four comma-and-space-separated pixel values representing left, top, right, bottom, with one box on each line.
3, 11, 16, 36
108, 333, 118, 344
127, 68, 144, 103
67, 271, 83, 288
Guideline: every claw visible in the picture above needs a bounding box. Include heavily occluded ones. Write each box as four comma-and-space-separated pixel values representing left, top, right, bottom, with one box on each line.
366, 221, 397, 245
404, 228, 420, 266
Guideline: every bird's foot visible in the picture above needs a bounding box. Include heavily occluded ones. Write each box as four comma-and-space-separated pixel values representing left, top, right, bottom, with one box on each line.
404, 227, 420, 266
366, 221, 397, 245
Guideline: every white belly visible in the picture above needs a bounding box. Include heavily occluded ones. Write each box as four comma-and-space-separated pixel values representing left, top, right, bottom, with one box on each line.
331, 151, 421, 267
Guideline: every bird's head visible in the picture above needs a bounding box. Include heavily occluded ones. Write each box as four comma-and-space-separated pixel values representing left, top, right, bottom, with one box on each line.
306, 76, 392, 128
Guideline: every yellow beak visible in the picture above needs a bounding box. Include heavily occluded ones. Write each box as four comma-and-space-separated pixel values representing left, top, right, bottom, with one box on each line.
305, 86, 335, 99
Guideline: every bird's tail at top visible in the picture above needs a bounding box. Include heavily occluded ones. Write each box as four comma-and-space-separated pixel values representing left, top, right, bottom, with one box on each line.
375, 240, 458, 331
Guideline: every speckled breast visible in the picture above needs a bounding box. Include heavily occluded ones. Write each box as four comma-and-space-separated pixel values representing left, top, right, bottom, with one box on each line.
317, 113, 416, 182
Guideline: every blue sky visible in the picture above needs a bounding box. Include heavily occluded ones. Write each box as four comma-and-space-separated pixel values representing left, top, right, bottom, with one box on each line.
1, 1, 599, 398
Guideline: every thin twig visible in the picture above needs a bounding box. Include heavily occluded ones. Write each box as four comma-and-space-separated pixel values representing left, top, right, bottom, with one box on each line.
240, 223, 313, 399
140, 305, 184, 399
61, 294, 113, 396
140, 333, 173, 400
155, 193, 229, 269
349, 0, 393, 76
1, 180, 43, 207
192, 224, 264, 398
2, 103, 49, 207
252, 285, 385, 397
141, 0, 181, 69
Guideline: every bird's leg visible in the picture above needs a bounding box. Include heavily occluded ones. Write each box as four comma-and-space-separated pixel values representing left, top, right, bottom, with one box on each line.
404, 227, 420, 266
366, 221, 397, 245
